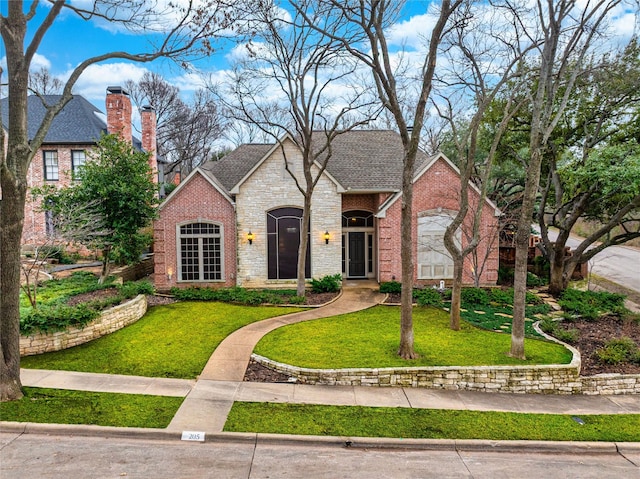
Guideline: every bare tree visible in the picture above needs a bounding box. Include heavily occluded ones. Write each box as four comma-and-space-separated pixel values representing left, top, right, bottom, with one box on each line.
219, 0, 378, 296
434, 1, 536, 330
28, 67, 64, 95
508, 0, 623, 359
126, 73, 225, 182
299, 0, 462, 358
0, 0, 232, 401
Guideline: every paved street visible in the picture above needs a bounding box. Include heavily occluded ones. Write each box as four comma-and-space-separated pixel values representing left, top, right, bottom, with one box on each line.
2, 432, 639, 479
545, 230, 640, 294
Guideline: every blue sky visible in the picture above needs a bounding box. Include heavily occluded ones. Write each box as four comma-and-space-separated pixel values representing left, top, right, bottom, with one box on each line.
0, 1, 444, 108
1, 1, 637, 116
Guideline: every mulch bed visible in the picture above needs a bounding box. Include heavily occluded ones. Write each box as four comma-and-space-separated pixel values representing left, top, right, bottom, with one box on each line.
555, 315, 640, 376
65, 287, 123, 307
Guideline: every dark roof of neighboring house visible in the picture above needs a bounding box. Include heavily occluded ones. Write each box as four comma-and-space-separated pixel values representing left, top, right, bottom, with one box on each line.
200, 130, 431, 193
0, 94, 142, 149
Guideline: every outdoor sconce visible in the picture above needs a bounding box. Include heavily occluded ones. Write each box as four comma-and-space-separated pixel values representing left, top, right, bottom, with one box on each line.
324, 231, 330, 244
247, 231, 254, 245
167, 267, 173, 281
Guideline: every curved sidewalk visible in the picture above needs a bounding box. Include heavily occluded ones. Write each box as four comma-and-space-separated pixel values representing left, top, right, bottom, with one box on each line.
198, 281, 386, 381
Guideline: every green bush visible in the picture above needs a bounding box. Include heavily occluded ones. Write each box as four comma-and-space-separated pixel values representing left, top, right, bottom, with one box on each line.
497, 266, 514, 285
539, 318, 578, 344
414, 288, 444, 308
526, 272, 545, 287
559, 289, 627, 320
310, 274, 342, 293
379, 281, 402, 294
20, 303, 100, 336
461, 287, 489, 306
38, 245, 76, 265
170, 286, 304, 305
488, 288, 513, 306
595, 338, 639, 365
118, 280, 155, 297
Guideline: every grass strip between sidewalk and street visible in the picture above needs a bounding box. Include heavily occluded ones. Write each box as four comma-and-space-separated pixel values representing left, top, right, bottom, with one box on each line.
224, 402, 640, 442
0, 387, 183, 428
20, 302, 305, 379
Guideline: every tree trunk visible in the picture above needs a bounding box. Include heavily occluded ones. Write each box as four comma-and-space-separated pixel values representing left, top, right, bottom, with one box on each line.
398, 160, 417, 359
0, 166, 26, 401
548, 251, 567, 296
99, 247, 111, 284
449, 260, 463, 331
296, 194, 312, 297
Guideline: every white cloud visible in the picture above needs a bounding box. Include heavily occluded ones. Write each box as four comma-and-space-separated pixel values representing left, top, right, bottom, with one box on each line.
387, 12, 438, 50
30, 53, 52, 71
62, 62, 150, 101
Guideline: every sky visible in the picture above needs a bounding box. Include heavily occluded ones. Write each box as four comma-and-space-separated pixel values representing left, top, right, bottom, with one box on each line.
1, 1, 637, 130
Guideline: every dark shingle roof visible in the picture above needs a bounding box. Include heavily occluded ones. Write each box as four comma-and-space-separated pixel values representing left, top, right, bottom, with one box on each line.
1, 94, 142, 149
1, 94, 107, 144
201, 143, 273, 191
200, 130, 431, 193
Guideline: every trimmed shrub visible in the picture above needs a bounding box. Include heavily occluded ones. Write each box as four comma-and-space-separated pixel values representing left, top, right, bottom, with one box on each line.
310, 274, 342, 293
539, 318, 578, 344
596, 337, 640, 365
461, 287, 489, 306
414, 288, 444, 308
559, 289, 626, 320
20, 303, 100, 336
379, 281, 402, 294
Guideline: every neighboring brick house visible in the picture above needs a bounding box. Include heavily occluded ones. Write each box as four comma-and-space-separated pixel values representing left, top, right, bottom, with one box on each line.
153, 130, 500, 291
0, 86, 158, 248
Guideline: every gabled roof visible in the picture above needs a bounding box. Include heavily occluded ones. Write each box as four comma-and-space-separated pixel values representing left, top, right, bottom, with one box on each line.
199, 129, 430, 194
160, 167, 234, 210
0, 94, 142, 149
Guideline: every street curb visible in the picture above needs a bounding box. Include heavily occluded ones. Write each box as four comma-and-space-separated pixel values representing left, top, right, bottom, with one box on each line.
2, 421, 639, 454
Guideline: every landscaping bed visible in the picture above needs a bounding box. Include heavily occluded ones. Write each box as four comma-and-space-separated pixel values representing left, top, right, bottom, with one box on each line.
555, 315, 640, 376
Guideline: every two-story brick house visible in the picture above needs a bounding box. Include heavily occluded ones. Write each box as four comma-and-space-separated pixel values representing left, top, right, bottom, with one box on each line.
153, 130, 500, 291
0, 86, 158, 249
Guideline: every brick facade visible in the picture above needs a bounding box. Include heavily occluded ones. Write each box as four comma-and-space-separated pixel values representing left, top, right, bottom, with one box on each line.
155, 143, 499, 290
153, 172, 237, 291
378, 157, 499, 286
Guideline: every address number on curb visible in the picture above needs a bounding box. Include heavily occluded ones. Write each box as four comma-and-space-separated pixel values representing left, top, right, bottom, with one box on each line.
181, 431, 206, 442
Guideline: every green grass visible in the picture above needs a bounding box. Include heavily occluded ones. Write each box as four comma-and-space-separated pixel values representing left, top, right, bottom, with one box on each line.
224, 402, 640, 442
21, 302, 304, 378
0, 387, 183, 428
254, 306, 572, 369
20, 271, 112, 316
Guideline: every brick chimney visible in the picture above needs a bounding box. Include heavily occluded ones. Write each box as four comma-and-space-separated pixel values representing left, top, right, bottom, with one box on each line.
105, 86, 132, 144
140, 105, 158, 183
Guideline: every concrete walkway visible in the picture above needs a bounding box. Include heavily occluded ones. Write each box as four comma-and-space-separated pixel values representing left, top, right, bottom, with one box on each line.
14, 280, 640, 436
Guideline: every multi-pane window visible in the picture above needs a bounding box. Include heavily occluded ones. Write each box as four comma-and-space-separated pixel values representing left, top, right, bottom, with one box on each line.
417, 213, 460, 280
72, 150, 86, 177
43, 151, 59, 180
178, 222, 223, 281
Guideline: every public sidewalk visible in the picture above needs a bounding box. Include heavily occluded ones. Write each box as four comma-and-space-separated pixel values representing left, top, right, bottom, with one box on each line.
16, 280, 640, 436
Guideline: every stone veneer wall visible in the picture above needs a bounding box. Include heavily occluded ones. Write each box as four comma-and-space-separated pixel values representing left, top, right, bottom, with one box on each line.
20, 294, 147, 356
235, 139, 342, 288
251, 349, 640, 396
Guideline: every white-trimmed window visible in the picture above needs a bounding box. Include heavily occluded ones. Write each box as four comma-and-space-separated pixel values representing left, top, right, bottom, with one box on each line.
43, 151, 59, 180
417, 212, 460, 280
72, 150, 86, 177
178, 222, 224, 281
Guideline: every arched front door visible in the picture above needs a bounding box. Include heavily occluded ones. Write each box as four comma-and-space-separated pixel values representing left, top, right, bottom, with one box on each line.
342, 210, 375, 279
267, 207, 311, 280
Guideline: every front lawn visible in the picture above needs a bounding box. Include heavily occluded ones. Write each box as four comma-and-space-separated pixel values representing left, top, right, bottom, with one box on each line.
0, 387, 182, 428
254, 305, 572, 368
224, 402, 640, 442
21, 302, 305, 378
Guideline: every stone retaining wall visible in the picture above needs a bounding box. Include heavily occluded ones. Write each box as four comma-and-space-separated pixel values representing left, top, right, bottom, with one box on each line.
251, 354, 640, 396
20, 295, 147, 356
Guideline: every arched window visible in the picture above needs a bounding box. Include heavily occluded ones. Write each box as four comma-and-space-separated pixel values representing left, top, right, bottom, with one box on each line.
178, 222, 224, 281
417, 212, 459, 280
267, 207, 310, 280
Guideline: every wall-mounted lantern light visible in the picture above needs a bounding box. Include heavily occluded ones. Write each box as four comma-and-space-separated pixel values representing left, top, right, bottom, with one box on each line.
247, 231, 254, 245
167, 267, 173, 281
324, 230, 330, 244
